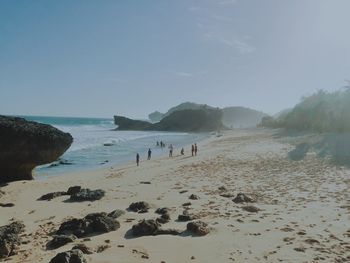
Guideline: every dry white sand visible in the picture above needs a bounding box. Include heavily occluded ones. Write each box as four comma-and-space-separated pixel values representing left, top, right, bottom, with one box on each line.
0, 129, 349, 262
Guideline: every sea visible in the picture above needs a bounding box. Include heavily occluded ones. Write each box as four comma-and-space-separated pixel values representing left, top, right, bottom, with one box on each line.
21, 116, 208, 179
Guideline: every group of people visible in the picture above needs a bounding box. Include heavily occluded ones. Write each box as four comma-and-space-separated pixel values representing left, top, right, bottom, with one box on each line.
135, 142, 198, 166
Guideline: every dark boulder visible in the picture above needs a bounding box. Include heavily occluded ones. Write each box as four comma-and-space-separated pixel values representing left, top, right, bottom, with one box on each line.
156, 213, 171, 224
49, 249, 86, 263
128, 201, 150, 213
0, 221, 25, 259
155, 207, 170, 215
57, 212, 120, 238
131, 219, 159, 237
46, 235, 76, 250
66, 186, 82, 196
189, 194, 199, 200
38, 191, 68, 201
187, 221, 210, 236
0, 116, 73, 183
69, 189, 105, 202
232, 193, 255, 203
131, 219, 181, 237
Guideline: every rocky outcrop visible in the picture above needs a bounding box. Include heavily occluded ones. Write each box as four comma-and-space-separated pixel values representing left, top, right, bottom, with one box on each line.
56, 212, 120, 238
186, 221, 210, 236
115, 108, 224, 132
128, 201, 150, 213
0, 116, 73, 183
0, 221, 25, 259
49, 249, 86, 263
69, 189, 105, 202
46, 235, 76, 250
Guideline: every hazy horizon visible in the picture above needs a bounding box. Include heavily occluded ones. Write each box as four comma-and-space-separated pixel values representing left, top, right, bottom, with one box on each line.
1, 0, 350, 119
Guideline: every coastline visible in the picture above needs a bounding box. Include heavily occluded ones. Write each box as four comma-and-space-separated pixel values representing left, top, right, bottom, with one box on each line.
1, 129, 349, 262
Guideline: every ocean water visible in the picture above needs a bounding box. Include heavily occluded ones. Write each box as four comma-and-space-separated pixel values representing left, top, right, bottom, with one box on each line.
21, 116, 207, 178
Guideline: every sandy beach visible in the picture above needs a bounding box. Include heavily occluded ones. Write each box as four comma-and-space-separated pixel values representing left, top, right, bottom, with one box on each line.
1, 128, 349, 263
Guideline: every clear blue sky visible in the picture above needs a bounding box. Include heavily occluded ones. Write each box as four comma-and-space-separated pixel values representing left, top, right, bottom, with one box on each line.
1, 0, 350, 118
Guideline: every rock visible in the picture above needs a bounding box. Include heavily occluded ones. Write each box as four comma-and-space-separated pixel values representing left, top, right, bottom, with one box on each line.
72, 244, 94, 255
69, 189, 105, 202
46, 235, 76, 250
178, 211, 197, 222
0, 203, 14, 207
131, 219, 181, 237
220, 193, 235, 198
155, 207, 170, 215
232, 193, 255, 203
156, 213, 170, 224
108, 210, 125, 219
0, 116, 73, 183
38, 191, 68, 201
218, 186, 227, 191
187, 221, 210, 236
132, 219, 160, 237
66, 186, 82, 196
182, 202, 192, 207
0, 221, 25, 259
189, 194, 199, 200
49, 249, 86, 263
242, 205, 260, 213
114, 108, 224, 132
57, 212, 120, 238
128, 201, 150, 213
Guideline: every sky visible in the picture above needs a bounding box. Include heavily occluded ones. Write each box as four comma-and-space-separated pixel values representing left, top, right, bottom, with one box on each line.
1, 0, 350, 119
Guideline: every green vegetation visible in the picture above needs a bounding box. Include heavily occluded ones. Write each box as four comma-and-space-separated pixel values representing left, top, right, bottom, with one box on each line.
260, 89, 350, 133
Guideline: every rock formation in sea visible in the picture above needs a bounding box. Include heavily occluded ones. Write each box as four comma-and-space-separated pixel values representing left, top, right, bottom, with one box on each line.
115, 108, 224, 132
0, 115, 73, 183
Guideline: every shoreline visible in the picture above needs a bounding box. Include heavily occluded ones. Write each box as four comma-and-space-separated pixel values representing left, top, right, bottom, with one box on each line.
1, 128, 349, 262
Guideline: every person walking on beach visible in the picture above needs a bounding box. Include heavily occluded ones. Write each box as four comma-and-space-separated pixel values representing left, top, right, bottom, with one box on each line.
136, 153, 140, 166
181, 147, 184, 155
191, 144, 194, 156
147, 148, 152, 160
194, 143, 198, 156
169, 144, 173, 157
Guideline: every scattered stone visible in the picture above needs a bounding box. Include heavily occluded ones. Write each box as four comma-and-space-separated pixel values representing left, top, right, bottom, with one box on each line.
155, 207, 170, 215
66, 186, 82, 196
108, 209, 125, 219
38, 191, 68, 201
0, 203, 14, 207
179, 190, 188, 194
182, 202, 192, 207
218, 186, 227, 191
72, 243, 94, 254
0, 221, 25, 259
49, 249, 86, 263
304, 238, 320, 245
187, 221, 210, 236
220, 193, 235, 198
156, 213, 171, 224
69, 189, 105, 202
132, 219, 159, 236
189, 194, 199, 200
178, 214, 196, 222
46, 235, 76, 250
96, 244, 111, 253
232, 193, 255, 203
128, 201, 150, 213
140, 181, 151, 184
242, 205, 260, 213
57, 212, 120, 238
131, 219, 182, 237
294, 247, 306, 252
